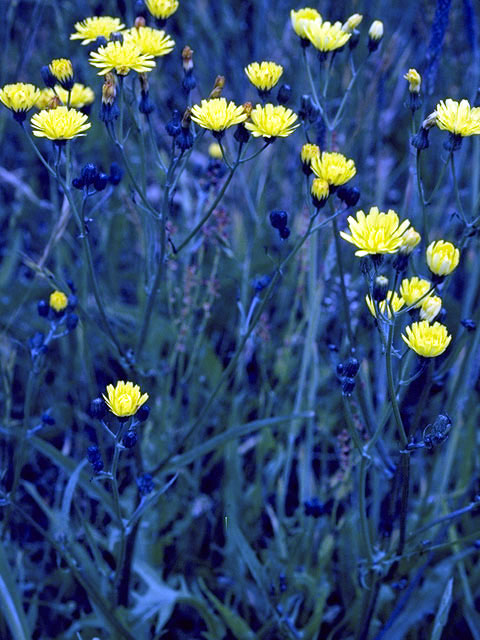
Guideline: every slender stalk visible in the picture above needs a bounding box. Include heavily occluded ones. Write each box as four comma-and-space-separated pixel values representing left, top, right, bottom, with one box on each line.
332, 215, 354, 348
111, 421, 129, 599
451, 152, 468, 225
303, 48, 325, 119
385, 319, 408, 447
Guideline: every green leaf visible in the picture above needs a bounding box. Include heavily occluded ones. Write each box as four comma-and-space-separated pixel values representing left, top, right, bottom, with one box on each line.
199, 579, 255, 640
0, 545, 31, 640
59, 459, 88, 540
430, 577, 453, 640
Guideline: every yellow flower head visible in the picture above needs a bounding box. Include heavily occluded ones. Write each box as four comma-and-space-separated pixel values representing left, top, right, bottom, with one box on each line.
311, 178, 329, 204
123, 26, 175, 57
144, 0, 179, 20
426, 240, 460, 277
30, 106, 91, 140
191, 98, 247, 132
244, 103, 299, 139
245, 61, 283, 92
400, 277, 431, 308
300, 142, 320, 165
208, 142, 223, 159
402, 321, 451, 358
305, 20, 351, 52
37, 84, 95, 110
311, 151, 356, 186
70, 16, 125, 44
420, 296, 442, 322
404, 68, 421, 93
290, 8, 322, 40
0, 83, 40, 118
49, 290, 68, 312
49, 59, 74, 89
89, 40, 156, 75
368, 20, 384, 41
366, 290, 404, 319
435, 99, 480, 137
342, 13, 363, 33
399, 226, 421, 254
339, 206, 410, 257
102, 380, 149, 418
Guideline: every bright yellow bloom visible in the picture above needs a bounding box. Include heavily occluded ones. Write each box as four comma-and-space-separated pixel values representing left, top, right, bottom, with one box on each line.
245, 61, 283, 92
426, 240, 460, 277
311, 151, 356, 186
400, 277, 431, 308
103, 380, 149, 418
89, 41, 155, 75
191, 98, 247, 132
49, 59, 74, 86
402, 321, 451, 358
49, 290, 68, 312
70, 16, 125, 44
366, 291, 404, 319
124, 26, 175, 57
37, 84, 95, 110
0, 83, 40, 114
208, 142, 223, 159
301, 143, 320, 165
435, 99, 480, 136
342, 14, 363, 33
311, 178, 329, 203
404, 68, 421, 93
244, 103, 299, 138
290, 8, 322, 40
144, 0, 179, 20
420, 296, 442, 322
339, 206, 410, 257
399, 227, 421, 254
368, 20, 384, 41
30, 106, 91, 140
305, 20, 351, 52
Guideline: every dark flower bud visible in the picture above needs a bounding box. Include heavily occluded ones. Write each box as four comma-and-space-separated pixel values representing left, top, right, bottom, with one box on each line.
342, 377, 356, 396
29, 331, 45, 350
139, 90, 155, 114
444, 133, 462, 152
65, 313, 79, 331
277, 84, 292, 105
336, 362, 344, 376
110, 32, 124, 43
109, 162, 123, 185
137, 473, 154, 496
269, 209, 288, 230
122, 429, 138, 448
176, 126, 193, 151
165, 109, 182, 137
94, 36, 108, 48
37, 300, 49, 317
87, 445, 101, 464
41, 411, 55, 425
182, 70, 197, 94
337, 185, 360, 207
88, 397, 106, 420
72, 177, 85, 190
279, 573, 287, 592
94, 172, 109, 191
252, 274, 272, 292
392, 252, 409, 273
92, 459, 104, 473
80, 163, 98, 187
279, 226, 291, 239
461, 318, 476, 331
41, 65, 56, 88
136, 404, 150, 422
373, 275, 389, 301
411, 127, 430, 151
234, 123, 250, 144
299, 94, 320, 123
343, 356, 360, 378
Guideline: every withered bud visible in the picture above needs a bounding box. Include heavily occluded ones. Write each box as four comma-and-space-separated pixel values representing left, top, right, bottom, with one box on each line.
134, 16, 146, 28
181, 107, 192, 128
47, 95, 61, 110
422, 111, 437, 129
208, 75, 225, 99
102, 72, 116, 106
139, 73, 149, 92
242, 101, 253, 117
182, 46, 194, 72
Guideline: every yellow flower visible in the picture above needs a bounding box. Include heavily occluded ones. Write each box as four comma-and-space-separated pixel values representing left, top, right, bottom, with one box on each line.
38, 84, 95, 110
49, 59, 74, 89
366, 291, 404, 319
102, 380, 149, 418
368, 20, 384, 41
400, 277, 431, 308
244, 103, 299, 138
339, 206, 411, 257
399, 226, 421, 254
0, 83, 40, 119
435, 99, 480, 137
404, 68, 421, 93
305, 20, 351, 52
402, 321, 451, 358
300, 143, 320, 165
30, 106, 91, 140
245, 61, 283, 92
191, 98, 247, 132
311, 178, 329, 206
144, 0, 179, 20
36, 88, 57, 110
123, 26, 175, 57
420, 296, 442, 322
208, 142, 223, 159
70, 16, 125, 44
290, 8, 322, 40
49, 290, 68, 312
311, 151, 356, 186
89, 41, 155, 75
342, 14, 363, 33
426, 240, 460, 277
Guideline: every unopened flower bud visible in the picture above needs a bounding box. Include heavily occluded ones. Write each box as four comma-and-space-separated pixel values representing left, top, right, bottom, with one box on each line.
279, 226, 291, 239
277, 83, 292, 105
208, 75, 225, 99
269, 209, 288, 230
368, 20, 384, 52
343, 356, 360, 378
373, 275, 389, 301
94, 172, 109, 191
342, 377, 356, 396
337, 185, 360, 207
182, 45, 194, 73
88, 397, 106, 420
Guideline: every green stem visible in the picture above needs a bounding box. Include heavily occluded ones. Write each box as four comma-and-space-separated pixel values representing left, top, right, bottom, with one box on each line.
303, 48, 325, 119
332, 215, 354, 348
385, 319, 408, 447
111, 421, 128, 598
451, 152, 468, 225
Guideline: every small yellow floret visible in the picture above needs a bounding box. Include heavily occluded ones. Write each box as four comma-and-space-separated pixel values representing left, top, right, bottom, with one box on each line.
301, 143, 320, 165
49, 290, 68, 312
404, 68, 421, 93
435, 99, 480, 137
342, 14, 363, 33
245, 61, 283, 92
70, 16, 125, 44
402, 321, 451, 358
208, 142, 223, 159
191, 98, 247, 132
144, 0, 179, 19
339, 206, 410, 257
244, 103, 299, 139
305, 20, 351, 52
0, 83, 40, 113
103, 380, 149, 417
420, 296, 442, 322
426, 240, 460, 277
123, 26, 175, 57
399, 227, 421, 254
290, 8, 322, 39
30, 106, 91, 140
368, 20, 384, 41
311, 151, 356, 186
366, 291, 404, 319
311, 178, 329, 203
49, 59, 74, 84
400, 277, 431, 308
89, 40, 156, 75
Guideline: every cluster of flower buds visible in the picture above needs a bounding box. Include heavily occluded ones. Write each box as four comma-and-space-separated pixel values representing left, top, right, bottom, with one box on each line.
87, 445, 104, 473
269, 209, 290, 239
72, 162, 123, 192
35, 285, 79, 355
337, 356, 360, 396
137, 473, 154, 496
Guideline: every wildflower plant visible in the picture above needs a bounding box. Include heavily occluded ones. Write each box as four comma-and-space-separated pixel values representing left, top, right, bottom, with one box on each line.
1, 2, 480, 640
